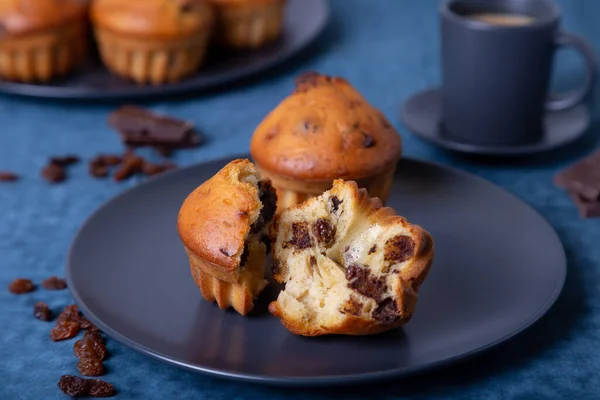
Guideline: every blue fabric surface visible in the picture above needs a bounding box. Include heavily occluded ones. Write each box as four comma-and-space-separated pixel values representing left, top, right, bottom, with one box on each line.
1, 0, 599, 398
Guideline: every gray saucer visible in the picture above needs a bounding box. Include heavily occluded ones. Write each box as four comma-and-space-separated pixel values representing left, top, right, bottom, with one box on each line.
67, 156, 566, 386
401, 88, 590, 157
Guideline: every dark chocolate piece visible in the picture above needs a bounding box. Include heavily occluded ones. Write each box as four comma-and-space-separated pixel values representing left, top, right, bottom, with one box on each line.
108, 106, 201, 148
384, 235, 415, 264
555, 150, 600, 201
346, 264, 387, 302
569, 192, 600, 218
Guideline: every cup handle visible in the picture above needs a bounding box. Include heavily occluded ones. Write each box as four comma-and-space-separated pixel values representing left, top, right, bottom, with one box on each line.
546, 32, 597, 112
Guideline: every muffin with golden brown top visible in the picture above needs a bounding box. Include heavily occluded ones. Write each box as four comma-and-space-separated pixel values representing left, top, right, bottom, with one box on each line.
209, 0, 285, 49
91, 0, 214, 85
250, 71, 402, 211
269, 179, 434, 336
177, 159, 277, 316
0, 0, 88, 82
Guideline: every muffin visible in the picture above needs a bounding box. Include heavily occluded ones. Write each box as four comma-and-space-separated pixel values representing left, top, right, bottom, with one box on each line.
91, 0, 214, 85
250, 72, 402, 212
177, 159, 277, 315
0, 0, 88, 82
269, 180, 434, 336
209, 0, 285, 49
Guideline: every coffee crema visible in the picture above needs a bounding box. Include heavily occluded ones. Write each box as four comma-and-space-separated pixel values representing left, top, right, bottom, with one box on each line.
466, 12, 535, 26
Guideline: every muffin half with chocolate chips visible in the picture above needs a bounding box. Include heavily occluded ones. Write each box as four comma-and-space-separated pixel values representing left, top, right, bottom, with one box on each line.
250, 71, 402, 212
269, 179, 434, 336
177, 159, 277, 315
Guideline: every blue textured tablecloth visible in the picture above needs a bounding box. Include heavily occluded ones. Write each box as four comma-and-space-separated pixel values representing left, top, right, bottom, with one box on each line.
1, 0, 599, 398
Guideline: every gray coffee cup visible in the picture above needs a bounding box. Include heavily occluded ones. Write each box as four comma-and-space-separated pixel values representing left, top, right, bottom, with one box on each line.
440, 0, 597, 146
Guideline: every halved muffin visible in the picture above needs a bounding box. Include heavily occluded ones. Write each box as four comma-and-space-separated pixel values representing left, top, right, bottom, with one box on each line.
250, 72, 402, 212
0, 0, 89, 82
269, 180, 434, 336
177, 159, 277, 315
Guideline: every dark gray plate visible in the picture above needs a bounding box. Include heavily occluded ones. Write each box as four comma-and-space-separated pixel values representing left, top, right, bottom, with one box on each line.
0, 0, 328, 100
67, 156, 566, 386
401, 88, 590, 157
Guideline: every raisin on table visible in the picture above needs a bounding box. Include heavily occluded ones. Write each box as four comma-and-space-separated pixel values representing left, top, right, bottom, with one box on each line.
58, 375, 88, 397
77, 358, 105, 376
34, 301, 52, 321
74, 337, 107, 360
88, 379, 116, 397
42, 276, 67, 290
50, 321, 80, 341
8, 278, 35, 294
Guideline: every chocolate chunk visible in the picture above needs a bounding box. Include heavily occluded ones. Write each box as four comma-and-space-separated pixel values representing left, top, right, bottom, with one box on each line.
288, 222, 312, 249
330, 196, 342, 213
34, 301, 52, 321
368, 244, 377, 254
384, 235, 415, 264
569, 192, 600, 218
51, 155, 80, 167
239, 241, 250, 267
346, 264, 387, 302
0, 171, 18, 182
108, 106, 202, 149
271, 261, 281, 276
251, 180, 277, 233
312, 218, 335, 246
555, 149, 600, 201
362, 133, 376, 148
42, 163, 66, 183
372, 298, 400, 325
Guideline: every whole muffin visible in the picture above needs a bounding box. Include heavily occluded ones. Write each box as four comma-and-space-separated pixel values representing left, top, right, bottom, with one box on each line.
250, 72, 403, 211
209, 0, 285, 49
91, 0, 214, 85
177, 159, 277, 316
0, 0, 88, 82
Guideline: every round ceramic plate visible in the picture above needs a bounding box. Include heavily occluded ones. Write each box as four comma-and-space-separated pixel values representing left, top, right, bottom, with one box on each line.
67, 156, 566, 386
0, 0, 329, 100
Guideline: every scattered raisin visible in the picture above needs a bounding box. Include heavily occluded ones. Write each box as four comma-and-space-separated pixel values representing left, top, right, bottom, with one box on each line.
142, 162, 172, 176
8, 278, 34, 294
88, 379, 116, 397
57, 304, 80, 324
58, 375, 89, 397
288, 222, 312, 249
346, 264, 388, 302
312, 218, 335, 246
77, 357, 104, 376
42, 276, 67, 290
74, 337, 107, 360
384, 235, 415, 264
372, 298, 400, 325
89, 162, 109, 178
33, 301, 52, 321
84, 330, 104, 343
113, 153, 144, 181
50, 321, 80, 341
330, 196, 342, 213
0, 171, 18, 182
101, 155, 122, 166
78, 314, 93, 330
51, 155, 80, 167
42, 163, 66, 183
368, 245, 377, 255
